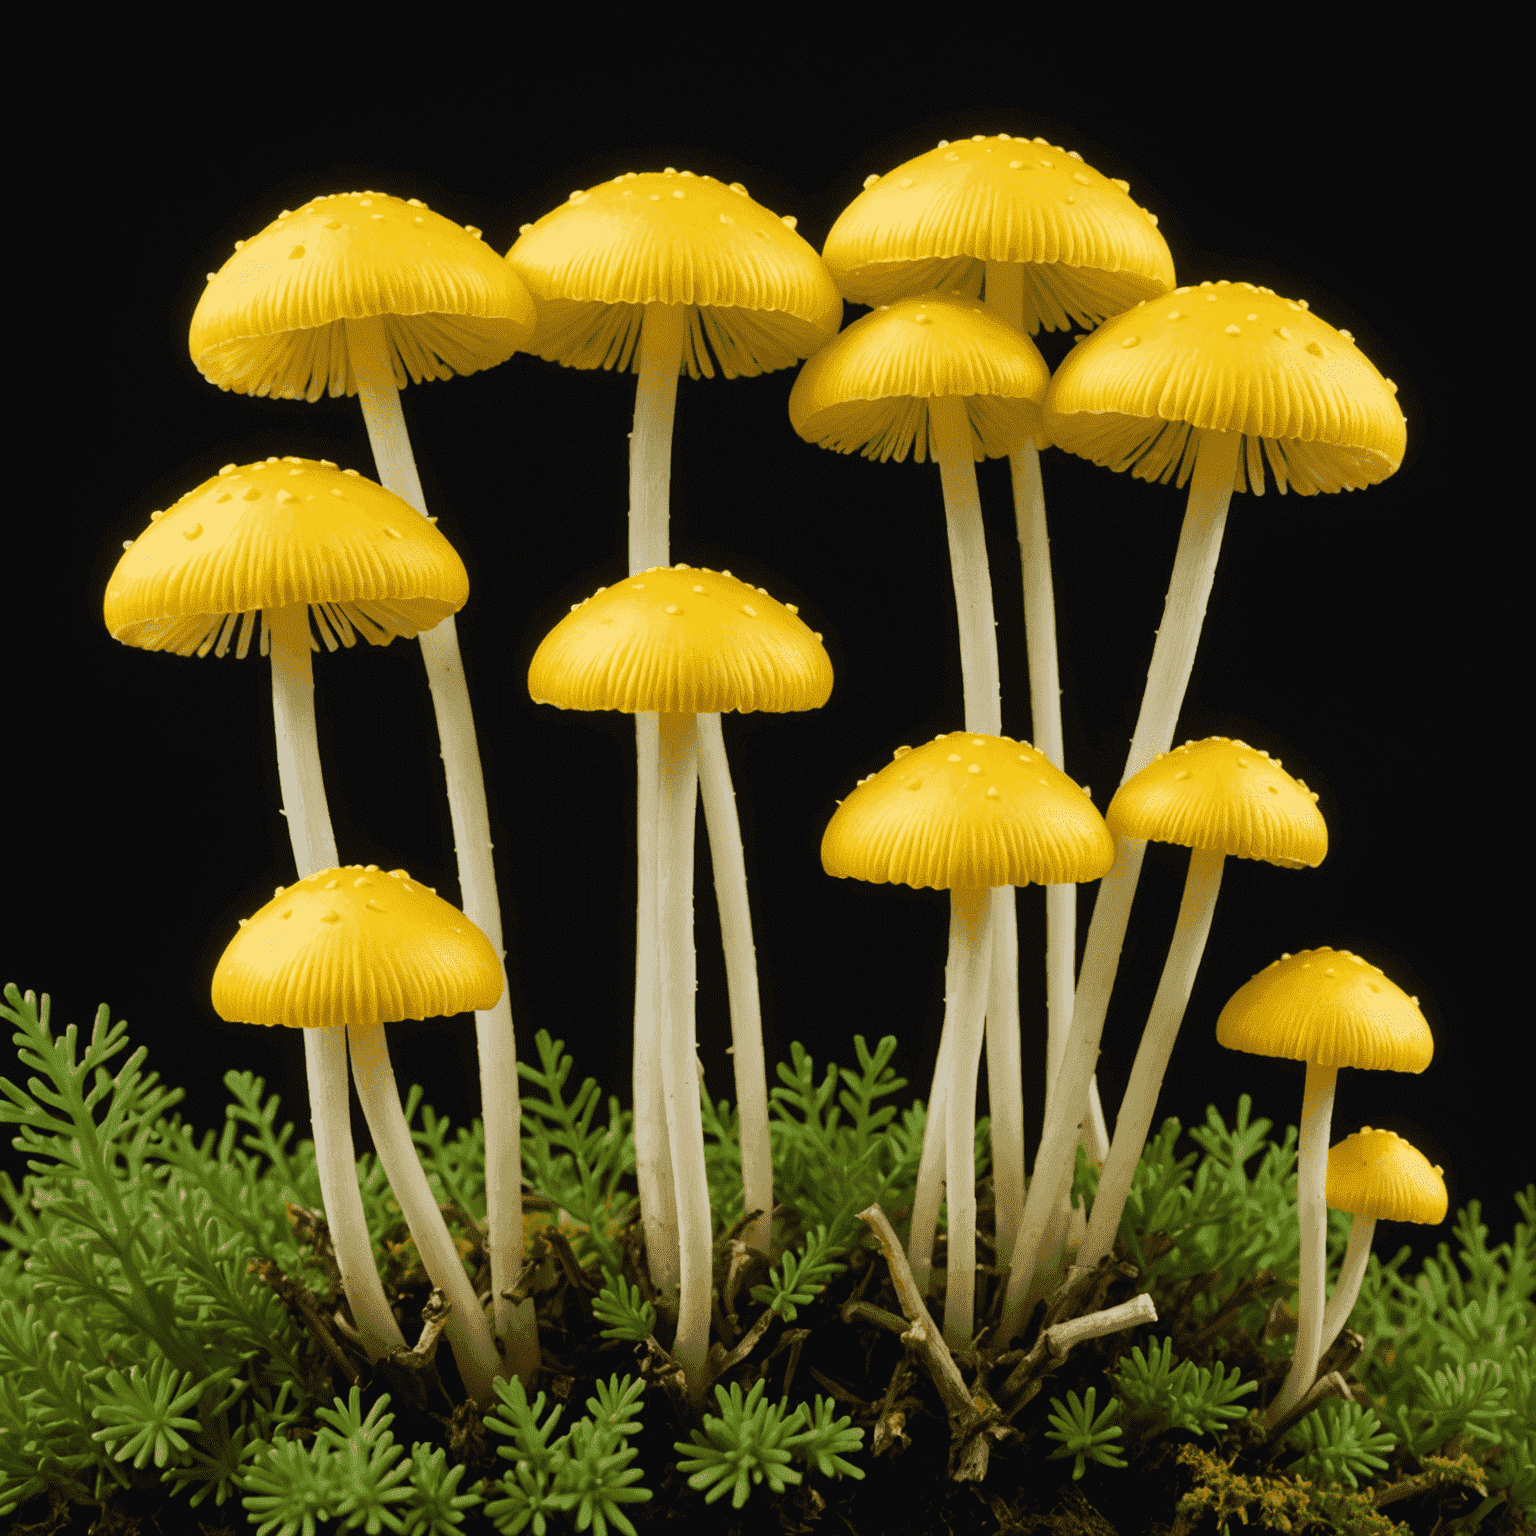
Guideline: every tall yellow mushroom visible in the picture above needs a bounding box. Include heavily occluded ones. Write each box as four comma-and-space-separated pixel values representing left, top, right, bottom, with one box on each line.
508, 168, 841, 1264
529, 563, 832, 1405
104, 456, 469, 1374
1004, 283, 1407, 1345
823, 132, 1176, 1154
823, 732, 1112, 1349
190, 193, 541, 1376
789, 293, 1049, 1265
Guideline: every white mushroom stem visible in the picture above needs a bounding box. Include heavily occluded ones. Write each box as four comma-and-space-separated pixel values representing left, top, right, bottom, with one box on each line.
929, 391, 1025, 1313
629, 305, 686, 1298
1319, 1212, 1376, 1355
268, 600, 406, 1362
941, 887, 997, 1351
1268, 1059, 1339, 1425
1077, 848, 1227, 1271
656, 710, 712, 1406
907, 1006, 955, 1296
999, 428, 1240, 1347
697, 712, 773, 1253
986, 262, 1107, 1157
348, 316, 538, 1379
348, 1020, 502, 1406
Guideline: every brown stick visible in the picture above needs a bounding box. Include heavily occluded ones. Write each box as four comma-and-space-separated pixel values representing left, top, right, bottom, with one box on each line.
997, 1291, 1158, 1406
250, 1255, 360, 1387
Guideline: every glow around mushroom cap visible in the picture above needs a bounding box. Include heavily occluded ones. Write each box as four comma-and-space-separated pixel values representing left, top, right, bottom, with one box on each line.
190, 191, 537, 401
1043, 280, 1406, 495
822, 732, 1115, 890
1326, 1128, 1447, 1224
1106, 737, 1327, 869
104, 457, 468, 657
528, 565, 832, 715
1217, 948, 1433, 1072
212, 865, 502, 1030
506, 169, 843, 378
788, 294, 1049, 463
822, 133, 1174, 327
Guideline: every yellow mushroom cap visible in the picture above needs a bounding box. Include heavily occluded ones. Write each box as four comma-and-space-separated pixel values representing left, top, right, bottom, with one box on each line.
1042, 280, 1406, 496
1106, 737, 1327, 868
528, 565, 832, 714
788, 294, 1049, 463
104, 457, 468, 658
191, 191, 537, 401
822, 133, 1174, 328
1326, 1128, 1447, 1224
507, 169, 843, 379
822, 732, 1115, 890
1216, 948, 1433, 1072
212, 865, 502, 1030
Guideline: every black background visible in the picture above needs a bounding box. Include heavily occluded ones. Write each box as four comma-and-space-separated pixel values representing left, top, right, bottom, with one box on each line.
7, 48, 1521, 1265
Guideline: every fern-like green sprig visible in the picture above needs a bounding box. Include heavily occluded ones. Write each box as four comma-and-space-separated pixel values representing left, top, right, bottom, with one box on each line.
675, 1378, 805, 1508
592, 1277, 655, 1342
1285, 1397, 1398, 1491
1113, 1335, 1258, 1439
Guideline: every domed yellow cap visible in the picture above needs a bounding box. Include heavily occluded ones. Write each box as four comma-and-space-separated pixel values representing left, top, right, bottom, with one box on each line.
822, 732, 1115, 890
1106, 737, 1327, 868
788, 294, 1049, 463
212, 866, 502, 1030
1326, 1128, 1447, 1224
191, 191, 537, 401
822, 133, 1174, 328
1216, 948, 1433, 1072
507, 169, 842, 379
104, 457, 468, 658
528, 565, 832, 715
1043, 280, 1406, 496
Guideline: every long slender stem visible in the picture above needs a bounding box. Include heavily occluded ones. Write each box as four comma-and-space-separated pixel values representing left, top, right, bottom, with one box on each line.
998, 429, 1239, 1346
348, 1020, 501, 1404
908, 1005, 955, 1295
629, 305, 688, 1296
942, 887, 997, 1350
1078, 848, 1227, 1270
986, 885, 1024, 1263
657, 710, 711, 1406
1269, 1060, 1339, 1425
1319, 1212, 1376, 1356
930, 394, 1001, 737
348, 316, 538, 1379
696, 712, 773, 1252
269, 600, 406, 1361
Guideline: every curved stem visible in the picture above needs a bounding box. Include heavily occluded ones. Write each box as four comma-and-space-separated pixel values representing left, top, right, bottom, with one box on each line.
942, 887, 997, 1351
908, 1004, 956, 1296
303, 1027, 405, 1360
269, 601, 406, 1362
349, 1021, 501, 1405
986, 885, 1024, 1264
697, 712, 772, 1253
930, 394, 1002, 736
349, 315, 538, 1379
1078, 848, 1226, 1270
999, 429, 1239, 1346
629, 304, 687, 1295
1320, 1212, 1376, 1356
1268, 1060, 1339, 1425
633, 710, 678, 1301
657, 711, 711, 1407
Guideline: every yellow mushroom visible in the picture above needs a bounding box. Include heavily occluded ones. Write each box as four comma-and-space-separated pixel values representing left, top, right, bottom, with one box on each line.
530, 565, 831, 1407
822, 732, 1113, 1350
214, 867, 504, 1404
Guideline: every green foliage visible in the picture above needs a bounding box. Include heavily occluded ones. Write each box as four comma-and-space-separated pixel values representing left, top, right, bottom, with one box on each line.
517, 1031, 634, 1280
483, 1373, 650, 1536
1043, 1386, 1126, 1479
1112, 1335, 1258, 1439
590, 1276, 654, 1342
1286, 1397, 1397, 1491
749, 1222, 846, 1322
674, 1378, 865, 1509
